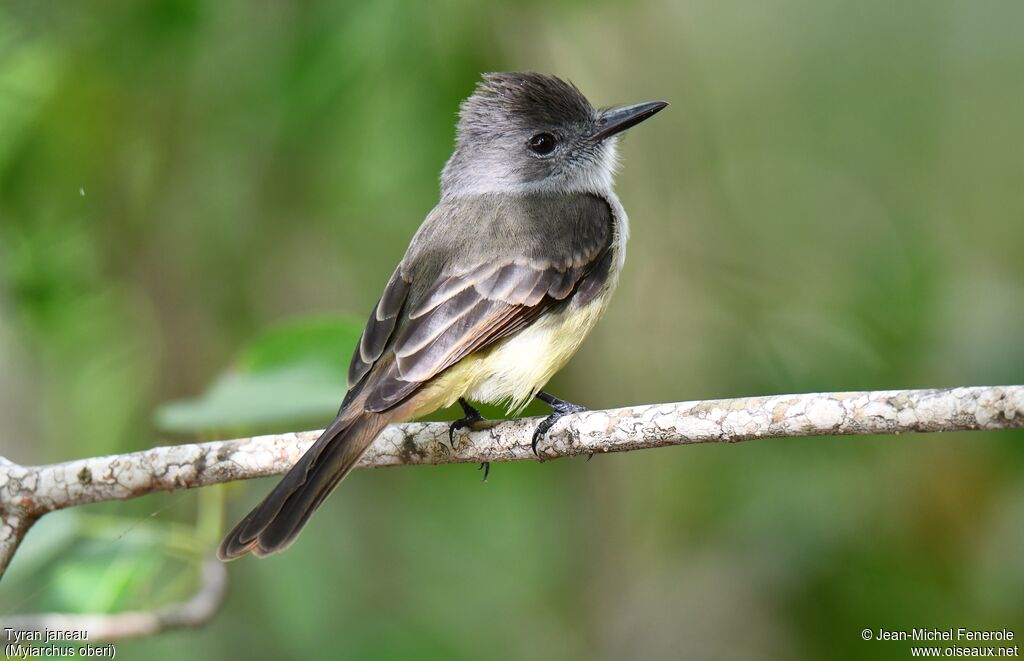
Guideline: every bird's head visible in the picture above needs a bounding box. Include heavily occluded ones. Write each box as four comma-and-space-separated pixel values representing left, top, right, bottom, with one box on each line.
441, 72, 667, 197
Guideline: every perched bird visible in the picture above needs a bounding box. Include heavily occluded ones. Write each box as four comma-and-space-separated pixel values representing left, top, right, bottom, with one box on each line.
218, 72, 666, 560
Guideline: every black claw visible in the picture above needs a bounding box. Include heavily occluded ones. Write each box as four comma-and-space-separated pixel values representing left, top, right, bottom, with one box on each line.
531, 391, 587, 458
449, 398, 485, 447
531, 423, 549, 457
478, 462, 490, 482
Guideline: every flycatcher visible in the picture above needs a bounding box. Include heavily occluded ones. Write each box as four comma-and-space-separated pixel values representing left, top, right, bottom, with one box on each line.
219, 72, 666, 560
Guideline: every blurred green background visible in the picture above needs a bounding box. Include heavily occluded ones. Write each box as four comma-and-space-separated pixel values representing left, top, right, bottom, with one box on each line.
2, 0, 1023, 659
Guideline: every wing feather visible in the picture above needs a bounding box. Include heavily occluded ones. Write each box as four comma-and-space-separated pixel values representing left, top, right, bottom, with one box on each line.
348, 269, 410, 388
396, 287, 488, 358
348, 193, 615, 413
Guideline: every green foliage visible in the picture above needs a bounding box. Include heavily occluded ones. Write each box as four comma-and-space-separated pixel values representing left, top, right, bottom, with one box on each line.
0, 1, 1022, 659
155, 316, 363, 435
3, 506, 212, 616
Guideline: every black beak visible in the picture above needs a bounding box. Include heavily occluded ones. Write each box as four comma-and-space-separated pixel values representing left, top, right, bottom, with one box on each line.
591, 100, 668, 142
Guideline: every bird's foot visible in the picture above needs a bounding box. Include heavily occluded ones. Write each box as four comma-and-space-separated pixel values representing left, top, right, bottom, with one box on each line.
532, 391, 587, 458
449, 399, 492, 481
449, 398, 487, 447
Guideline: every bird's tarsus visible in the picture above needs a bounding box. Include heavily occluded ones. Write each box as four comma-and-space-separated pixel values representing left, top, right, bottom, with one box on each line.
451, 399, 493, 480
532, 391, 587, 458
449, 398, 486, 447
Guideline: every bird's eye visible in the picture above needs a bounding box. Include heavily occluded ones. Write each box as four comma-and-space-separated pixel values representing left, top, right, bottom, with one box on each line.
528, 133, 557, 155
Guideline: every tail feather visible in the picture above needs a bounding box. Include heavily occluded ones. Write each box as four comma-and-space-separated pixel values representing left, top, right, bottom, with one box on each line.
217, 411, 391, 560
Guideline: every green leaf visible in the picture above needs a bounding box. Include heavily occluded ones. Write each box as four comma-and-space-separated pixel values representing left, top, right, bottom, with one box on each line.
154, 315, 364, 435
238, 314, 364, 375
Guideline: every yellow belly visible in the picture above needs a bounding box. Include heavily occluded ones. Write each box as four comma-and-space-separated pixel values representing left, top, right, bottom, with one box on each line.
408, 195, 628, 420
409, 290, 614, 417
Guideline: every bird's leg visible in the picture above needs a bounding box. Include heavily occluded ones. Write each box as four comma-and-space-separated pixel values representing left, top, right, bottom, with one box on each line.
448, 398, 491, 480
449, 398, 487, 445
532, 391, 588, 457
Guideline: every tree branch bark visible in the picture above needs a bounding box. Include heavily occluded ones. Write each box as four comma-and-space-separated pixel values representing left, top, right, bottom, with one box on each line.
2, 385, 1022, 580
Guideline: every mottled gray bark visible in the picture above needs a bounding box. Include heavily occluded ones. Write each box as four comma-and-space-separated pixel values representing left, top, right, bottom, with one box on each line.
2, 385, 1022, 581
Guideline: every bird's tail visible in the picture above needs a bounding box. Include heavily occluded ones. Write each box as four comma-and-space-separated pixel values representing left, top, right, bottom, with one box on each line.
217, 409, 393, 560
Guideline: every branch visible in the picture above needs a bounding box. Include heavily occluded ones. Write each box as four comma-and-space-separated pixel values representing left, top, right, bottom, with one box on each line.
2, 385, 1022, 579
0, 556, 227, 642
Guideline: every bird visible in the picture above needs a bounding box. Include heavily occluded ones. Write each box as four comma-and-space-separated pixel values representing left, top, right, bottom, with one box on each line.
218, 72, 667, 560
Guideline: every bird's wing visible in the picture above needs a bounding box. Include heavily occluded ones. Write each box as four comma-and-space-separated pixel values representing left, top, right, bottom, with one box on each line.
346, 268, 410, 388
345, 192, 615, 413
